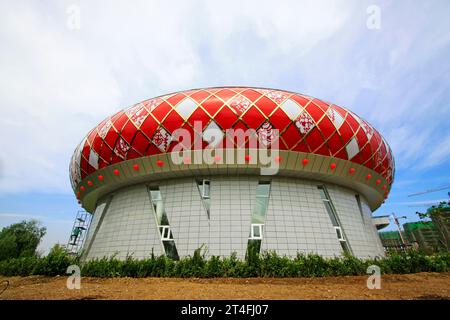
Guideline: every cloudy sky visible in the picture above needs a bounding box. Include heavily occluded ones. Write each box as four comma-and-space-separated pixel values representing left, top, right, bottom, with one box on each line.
1, 0, 449, 253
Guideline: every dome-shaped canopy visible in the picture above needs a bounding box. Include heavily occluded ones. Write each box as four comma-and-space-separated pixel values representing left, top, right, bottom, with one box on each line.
70, 87, 394, 212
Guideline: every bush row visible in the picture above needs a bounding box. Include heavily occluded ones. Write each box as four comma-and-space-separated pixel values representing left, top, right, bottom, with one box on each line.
1, 249, 449, 278
0, 244, 76, 276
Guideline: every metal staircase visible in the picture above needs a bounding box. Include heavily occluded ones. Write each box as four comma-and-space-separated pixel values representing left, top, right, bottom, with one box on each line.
67, 210, 92, 255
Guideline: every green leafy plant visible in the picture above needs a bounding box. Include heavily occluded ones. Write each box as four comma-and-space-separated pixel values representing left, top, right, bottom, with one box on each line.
1, 247, 449, 278
0, 220, 46, 261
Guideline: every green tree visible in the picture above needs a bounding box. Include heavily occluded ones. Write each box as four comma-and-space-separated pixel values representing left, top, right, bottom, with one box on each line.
416, 201, 450, 252
416, 201, 450, 219
0, 220, 46, 260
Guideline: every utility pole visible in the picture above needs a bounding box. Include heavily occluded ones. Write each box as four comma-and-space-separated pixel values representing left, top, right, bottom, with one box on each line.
392, 213, 407, 249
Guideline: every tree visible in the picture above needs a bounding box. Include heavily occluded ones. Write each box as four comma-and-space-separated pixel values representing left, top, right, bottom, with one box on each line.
416, 201, 450, 220
0, 220, 46, 260
416, 201, 450, 252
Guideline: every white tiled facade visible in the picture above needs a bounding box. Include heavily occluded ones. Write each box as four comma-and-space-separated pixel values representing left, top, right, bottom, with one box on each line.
160, 180, 210, 257
262, 179, 343, 258
82, 176, 385, 260
84, 185, 163, 260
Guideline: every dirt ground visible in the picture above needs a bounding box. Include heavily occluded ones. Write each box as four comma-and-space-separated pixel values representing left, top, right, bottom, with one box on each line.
0, 272, 449, 300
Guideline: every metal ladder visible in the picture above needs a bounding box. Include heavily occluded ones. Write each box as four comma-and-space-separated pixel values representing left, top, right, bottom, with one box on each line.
67, 210, 92, 255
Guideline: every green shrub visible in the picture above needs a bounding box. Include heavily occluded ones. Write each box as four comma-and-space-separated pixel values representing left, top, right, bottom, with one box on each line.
221, 252, 245, 277
260, 251, 292, 277
0, 247, 449, 278
204, 256, 222, 277
297, 253, 330, 277
339, 253, 367, 276
175, 246, 207, 277
39, 244, 75, 276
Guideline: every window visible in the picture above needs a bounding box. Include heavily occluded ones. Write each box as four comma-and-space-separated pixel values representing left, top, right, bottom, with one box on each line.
247, 239, 262, 258
250, 224, 263, 240
318, 185, 353, 255
162, 241, 179, 260
150, 189, 162, 201
197, 180, 211, 219
159, 226, 173, 240
318, 186, 339, 226
202, 180, 210, 198
355, 194, 365, 223
256, 182, 271, 197
323, 199, 339, 226
246, 181, 271, 256
149, 188, 167, 225
148, 186, 179, 260
334, 226, 344, 241
340, 239, 350, 253
252, 181, 271, 224
197, 179, 210, 198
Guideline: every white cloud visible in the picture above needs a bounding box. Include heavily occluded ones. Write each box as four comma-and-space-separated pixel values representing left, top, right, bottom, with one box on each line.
0, 0, 354, 194
0, 2, 122, 193
0, 0, 449, 196
417, 134, 450, 169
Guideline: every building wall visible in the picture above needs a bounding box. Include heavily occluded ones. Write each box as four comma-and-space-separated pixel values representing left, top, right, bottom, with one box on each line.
360, 196, 386, 255
327, 185, 385, 258
82, 198, 108, 258
262, 178, 342, 257
208, 177, 257, 259
84, 184, 163, 260
160, 179, 210, 257
82, 176, 384, 260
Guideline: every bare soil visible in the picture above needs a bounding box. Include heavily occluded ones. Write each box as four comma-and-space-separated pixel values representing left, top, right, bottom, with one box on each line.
0, 272, 449, 300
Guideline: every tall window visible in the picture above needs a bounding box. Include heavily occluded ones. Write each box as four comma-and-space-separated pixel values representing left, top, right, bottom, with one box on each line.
355, 194, 365, 223
148, 186, 179, 260
317, 185, 352, 255
247, 181, 271, 256
197, 179, 211, 219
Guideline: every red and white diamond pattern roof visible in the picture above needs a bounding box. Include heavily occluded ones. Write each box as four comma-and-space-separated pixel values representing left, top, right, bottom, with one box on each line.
70, 87, 395, 190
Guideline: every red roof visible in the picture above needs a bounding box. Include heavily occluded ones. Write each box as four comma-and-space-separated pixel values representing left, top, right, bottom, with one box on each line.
70, 87, 395, 190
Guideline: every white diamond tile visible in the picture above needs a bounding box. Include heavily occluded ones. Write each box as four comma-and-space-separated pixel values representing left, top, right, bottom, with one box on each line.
346, 137, 359, 160
176, 97, 197, 119
280, 98, 302, 119
88, 149, 99, 169
327, 107, 344, 129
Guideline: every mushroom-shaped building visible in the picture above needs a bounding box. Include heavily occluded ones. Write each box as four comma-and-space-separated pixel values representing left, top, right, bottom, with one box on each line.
70, 87, 394, 260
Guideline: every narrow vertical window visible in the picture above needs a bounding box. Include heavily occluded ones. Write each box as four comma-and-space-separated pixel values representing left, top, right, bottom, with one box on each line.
148, 186, 179, 260
355, 194, 365, 223
197, 179, 211, 219
318, 185, 352, 255
247, 181, 271, 257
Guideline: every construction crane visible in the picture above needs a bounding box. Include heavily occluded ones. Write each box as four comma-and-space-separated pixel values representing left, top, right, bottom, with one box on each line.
392, 213, 408, 248
408, 184, 450, 197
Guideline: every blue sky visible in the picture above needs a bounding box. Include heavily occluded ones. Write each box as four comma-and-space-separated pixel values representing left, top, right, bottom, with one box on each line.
1, 0, 449, 253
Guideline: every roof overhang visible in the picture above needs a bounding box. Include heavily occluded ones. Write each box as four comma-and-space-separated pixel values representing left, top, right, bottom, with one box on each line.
75, 149, 390, 213
372, 215, 391, 230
